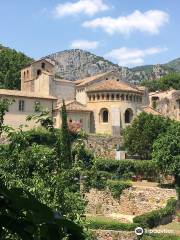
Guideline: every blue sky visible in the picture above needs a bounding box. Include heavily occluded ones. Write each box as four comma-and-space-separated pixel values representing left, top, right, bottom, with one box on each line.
0, 0, 180, 67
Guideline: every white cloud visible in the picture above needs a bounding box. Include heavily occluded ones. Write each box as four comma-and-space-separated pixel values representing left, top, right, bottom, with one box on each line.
70, 39, 99, 50
105, 47, 168, 66
54, 0, 109, 17
83, 10, 169, 35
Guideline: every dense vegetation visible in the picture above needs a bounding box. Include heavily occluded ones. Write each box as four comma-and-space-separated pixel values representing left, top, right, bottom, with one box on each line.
0, 44, 33, 89
0, 98, 90, 239
123, 112, 172, 159
141, 72, 180, 92
152, 122, 180, 199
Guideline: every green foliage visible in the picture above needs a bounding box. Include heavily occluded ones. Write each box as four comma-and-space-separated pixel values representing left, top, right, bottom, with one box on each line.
0, 46, 32, 89
86, 216, 138, 231
94, 159, 159, 181
106, 180, 132, 198
123, 112, 171, 159
60, 100, 72, 168
141, 72, 180, 92
83, 169, 113, 191
133, 198, 177, 229
152, 121, 180, 198
0, 98, 14, 135
142, 234, 180, 240
26, 107, 54, 130
0, 182, 85, 240
72, 140, 94, 169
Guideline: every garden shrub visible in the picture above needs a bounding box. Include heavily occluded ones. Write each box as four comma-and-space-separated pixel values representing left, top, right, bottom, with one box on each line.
87, 216, 138, 231
95, 159, 159, 181
83, 170, 113, 191
133, 198, 177, 228
107, 180, 132, 198
142, 234, 180, 240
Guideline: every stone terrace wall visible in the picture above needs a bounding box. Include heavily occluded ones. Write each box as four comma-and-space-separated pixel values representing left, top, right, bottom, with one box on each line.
86, 134, 123, 159
85, 186, 177, 216
91, 230, 137, 240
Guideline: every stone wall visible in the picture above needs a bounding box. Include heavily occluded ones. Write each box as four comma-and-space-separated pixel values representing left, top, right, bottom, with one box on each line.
91, 230, 137, 240
85, 186, 177, 217
86, 134, 123, 159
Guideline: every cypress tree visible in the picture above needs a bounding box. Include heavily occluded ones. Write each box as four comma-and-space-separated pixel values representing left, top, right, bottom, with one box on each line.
60, 99, 72, 168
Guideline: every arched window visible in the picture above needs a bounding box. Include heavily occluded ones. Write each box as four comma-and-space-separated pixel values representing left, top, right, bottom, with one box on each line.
111, 94, 114, 100
27, 70, 29, 78
107, 94, 109, 100
97, 95, 100, 100
37, 69, 41, 76
102, 94, 104, 100
116, 94, 119, 100
125, 108, 133, 123
100, 109, 109, 123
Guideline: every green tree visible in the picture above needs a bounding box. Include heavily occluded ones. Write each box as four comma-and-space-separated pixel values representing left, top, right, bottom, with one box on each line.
0, 182, 85, 240
0, 46, 33, 89
60, 100, 72, 168
141, 72, 180, 92
123, 112, 171, 159
152, 122, 180, 199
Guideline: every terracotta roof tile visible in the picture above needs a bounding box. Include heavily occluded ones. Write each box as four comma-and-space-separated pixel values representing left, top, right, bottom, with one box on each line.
86, 79, 142, 93
142, 106, 162, 116
76, 71, 113, 87
54, 100, 91, 112
0, 89, 57, 100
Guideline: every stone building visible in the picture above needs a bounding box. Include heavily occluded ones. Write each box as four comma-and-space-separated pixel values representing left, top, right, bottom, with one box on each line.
149, 89, 180, 121
0, 59, 156, 135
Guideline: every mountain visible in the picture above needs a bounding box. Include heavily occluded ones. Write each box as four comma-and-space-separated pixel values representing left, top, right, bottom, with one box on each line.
46, 49, 122, 81
165, 57, 180, 72
46, 49, 178, 83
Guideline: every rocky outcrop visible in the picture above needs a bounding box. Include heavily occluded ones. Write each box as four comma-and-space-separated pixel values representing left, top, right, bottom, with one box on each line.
45, 49, 173, 83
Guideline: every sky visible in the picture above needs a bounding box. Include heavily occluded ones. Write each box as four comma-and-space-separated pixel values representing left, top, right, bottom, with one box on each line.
0, 0, 180, 67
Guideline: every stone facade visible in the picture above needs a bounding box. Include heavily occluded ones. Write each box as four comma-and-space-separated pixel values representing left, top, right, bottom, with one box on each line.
86, 135, 123, 159
0, 59, 154, 134
149, 89, 180, 121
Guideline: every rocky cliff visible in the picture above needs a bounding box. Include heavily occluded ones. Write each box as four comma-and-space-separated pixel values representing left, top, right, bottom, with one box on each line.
46, 49, 175, 83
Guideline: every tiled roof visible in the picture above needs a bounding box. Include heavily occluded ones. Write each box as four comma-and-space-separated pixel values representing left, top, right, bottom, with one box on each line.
54, 100, 91, 112
76, 71, 113, 87
86, 79, 142, 93
0, 89, 57, 100
142, 106, 162, 116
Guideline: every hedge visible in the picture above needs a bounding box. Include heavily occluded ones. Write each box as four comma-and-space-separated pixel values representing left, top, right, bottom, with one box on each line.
87, 216, 138, 231
82, 170, 113, 191
95, 159, 159, 180
133, 198, 177, 228
107, 180, 132, 198
142, 234, 180, 240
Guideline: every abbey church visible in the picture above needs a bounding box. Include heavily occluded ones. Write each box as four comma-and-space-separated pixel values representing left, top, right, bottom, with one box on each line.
0, 59, 161, 135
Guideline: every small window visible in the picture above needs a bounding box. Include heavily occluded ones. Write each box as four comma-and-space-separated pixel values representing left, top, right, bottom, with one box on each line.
116, 94, 119, 100
111, 94, 114, 100
27, 70, 29, 78
34, 101, 41, 112
106, 78, 108, 80
41, 62, 45, 69
19, 100, 25, 112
